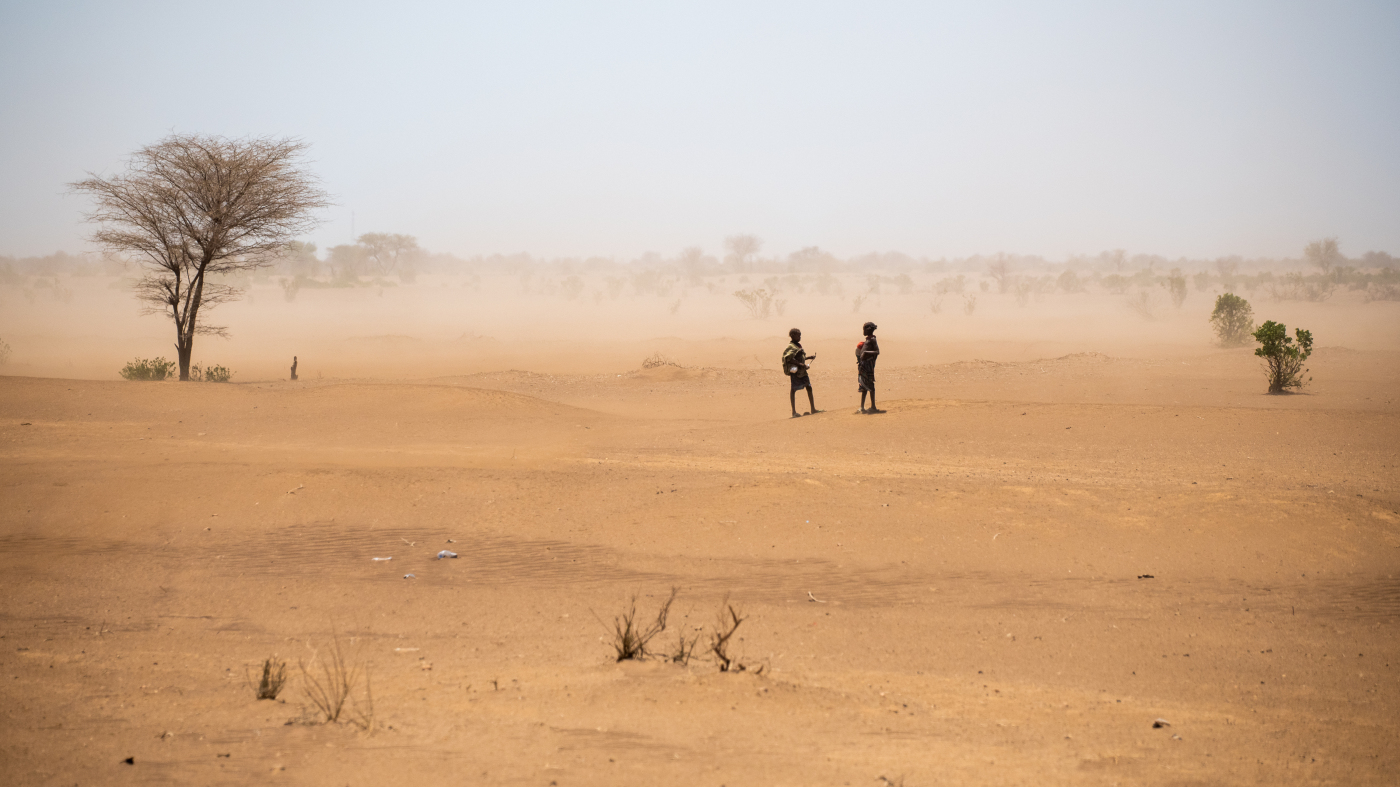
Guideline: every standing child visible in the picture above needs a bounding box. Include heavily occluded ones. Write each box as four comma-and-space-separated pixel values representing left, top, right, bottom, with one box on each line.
783, 328, 819, 418
857, 321, 883, 414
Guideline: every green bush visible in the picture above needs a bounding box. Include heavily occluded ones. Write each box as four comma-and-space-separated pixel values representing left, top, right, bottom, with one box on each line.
204, 364, 233, 382
1210, 293, 1254, 346
119, 357, 176, 381
1252, 320, 1312, 393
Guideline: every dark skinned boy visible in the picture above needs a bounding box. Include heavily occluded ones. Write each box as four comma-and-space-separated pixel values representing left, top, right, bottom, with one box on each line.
857, 321, 883, 414
783, 328, 820, 418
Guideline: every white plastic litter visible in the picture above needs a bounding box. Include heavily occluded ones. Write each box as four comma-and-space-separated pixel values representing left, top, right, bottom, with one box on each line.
371, 557, 392, 561
403, 573, 416, 579
436, 550, 458, 559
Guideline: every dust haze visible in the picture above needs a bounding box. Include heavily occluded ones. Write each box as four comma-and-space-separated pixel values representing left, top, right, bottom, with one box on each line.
3, 242, 1398, 382
4, 2, 1400, 779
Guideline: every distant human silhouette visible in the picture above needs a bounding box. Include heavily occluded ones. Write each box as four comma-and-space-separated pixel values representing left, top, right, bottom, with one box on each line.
290, 356, 298, 381
857, 322, 882, 414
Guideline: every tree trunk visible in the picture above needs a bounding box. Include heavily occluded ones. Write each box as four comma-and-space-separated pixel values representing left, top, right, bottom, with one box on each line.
177, 340, 193, 381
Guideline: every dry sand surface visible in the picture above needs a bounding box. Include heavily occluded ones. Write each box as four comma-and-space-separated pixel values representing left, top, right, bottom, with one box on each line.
2, 282, 1400, 785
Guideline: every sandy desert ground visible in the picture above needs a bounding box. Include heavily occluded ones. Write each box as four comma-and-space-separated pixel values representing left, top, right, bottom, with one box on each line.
2, 277, 1399, 786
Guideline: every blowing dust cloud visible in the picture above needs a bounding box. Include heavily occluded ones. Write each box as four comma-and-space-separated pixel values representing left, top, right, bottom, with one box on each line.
2, 2, 1398, 785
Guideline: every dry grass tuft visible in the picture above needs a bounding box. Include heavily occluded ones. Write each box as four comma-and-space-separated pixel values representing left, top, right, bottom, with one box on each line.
254, 655, 287, 700
299, 629, 374, 729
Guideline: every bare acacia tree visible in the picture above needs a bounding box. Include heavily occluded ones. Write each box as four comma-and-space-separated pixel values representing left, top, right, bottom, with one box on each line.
723, 234, 762, 272
1304, 237, 1342, 280
986, 255, 1013, 294
72, 134, 329, 380
357, 233, 421, 278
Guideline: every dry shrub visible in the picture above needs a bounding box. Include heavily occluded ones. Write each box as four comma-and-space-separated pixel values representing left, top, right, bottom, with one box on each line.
734, 288, 774, 319
606, 587, 677, 661
710, 597, 749, 672
641, 352, 679, 369
671, 628, 701, 665
1127, 291, 1158, 320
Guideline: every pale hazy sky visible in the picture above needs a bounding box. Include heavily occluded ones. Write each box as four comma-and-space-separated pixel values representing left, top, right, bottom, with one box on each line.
2, 1, 1397, 261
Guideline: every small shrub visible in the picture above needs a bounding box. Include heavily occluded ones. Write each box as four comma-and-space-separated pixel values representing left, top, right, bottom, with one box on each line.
734, 288, 774, 319
1127, 291, 1158, 320
188, 363, 234, 382
929, 296, 943, 314
641, 353, 679, 369
254, 656, 288, 700
963, 294, 977, 315
1209, 293, 1254, 346
119, 357, 176, 381
606, 587, 677, 661
0, 337, 10, 365
1253, 320, 1312, 393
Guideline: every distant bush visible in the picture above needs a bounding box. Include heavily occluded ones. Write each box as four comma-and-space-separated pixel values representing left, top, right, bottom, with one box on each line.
933, 275, 966, 295
0, 337, 10, 365
189, 363, 234, 383
1127, 291, 1158, 320
119, 357, 176, 380
1253, 320, 1312, 393
1363, 281, 1400, 302
1209, 293, 1254, 346
1056, 269, 1087, 293
1163, 268, 1187, 308
1267, 272, 1333, 302
1100, 274, 1130, 294
734, 288, 774, 319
